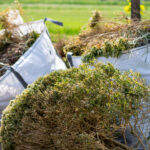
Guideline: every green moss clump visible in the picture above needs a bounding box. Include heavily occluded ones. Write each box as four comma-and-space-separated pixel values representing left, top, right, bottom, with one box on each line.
0, 63, 149, 150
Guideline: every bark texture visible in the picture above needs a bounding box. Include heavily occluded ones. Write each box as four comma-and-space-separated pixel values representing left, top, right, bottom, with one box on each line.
131, 0, 141, 21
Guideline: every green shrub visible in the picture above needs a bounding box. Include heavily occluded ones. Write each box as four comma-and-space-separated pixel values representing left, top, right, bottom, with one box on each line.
0, 63, 149, 150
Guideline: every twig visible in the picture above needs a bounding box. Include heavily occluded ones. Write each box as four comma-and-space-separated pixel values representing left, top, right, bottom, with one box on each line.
138, 125, 150, 148
100, 134, 131, 150
129, 122, 146, 150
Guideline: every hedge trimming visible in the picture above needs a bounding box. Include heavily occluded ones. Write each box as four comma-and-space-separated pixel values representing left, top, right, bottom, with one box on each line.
0, 63, 149, 150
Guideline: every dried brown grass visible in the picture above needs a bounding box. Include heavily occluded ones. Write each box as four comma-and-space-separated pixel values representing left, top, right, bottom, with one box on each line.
64, 11, 150, 56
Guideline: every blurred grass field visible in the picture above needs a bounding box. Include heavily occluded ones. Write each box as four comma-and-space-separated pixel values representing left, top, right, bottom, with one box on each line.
0, 0, 150, 41
0, 0, 128, 5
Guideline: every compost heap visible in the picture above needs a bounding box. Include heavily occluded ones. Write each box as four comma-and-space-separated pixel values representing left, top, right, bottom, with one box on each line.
64, 11, 150, 62
0, 9, 39, 77
0, 62, 149, 150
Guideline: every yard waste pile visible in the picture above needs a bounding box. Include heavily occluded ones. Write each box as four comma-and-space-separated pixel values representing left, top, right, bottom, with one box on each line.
0, 8, 40, 77
0, 31, 39, 76
64, 11, 150, 62
0, 6, 66, 118
0, 62, 149, 150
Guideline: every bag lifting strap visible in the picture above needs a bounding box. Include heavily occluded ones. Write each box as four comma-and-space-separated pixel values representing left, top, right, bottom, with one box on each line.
44, 17, 63, 26
0, 63, 27, 88
67, 52, 74, 67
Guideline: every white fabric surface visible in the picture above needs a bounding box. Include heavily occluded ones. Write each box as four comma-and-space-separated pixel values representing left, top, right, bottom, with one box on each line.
6, 10, 24, 26
0, 20, 45, 37
0, 71, 24, 115
14, 20, 45, 36
0, 28, 66, 118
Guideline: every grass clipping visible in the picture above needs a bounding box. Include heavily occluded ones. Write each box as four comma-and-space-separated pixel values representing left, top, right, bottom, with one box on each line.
0, 62, 149, 150
64, 11, 150, 62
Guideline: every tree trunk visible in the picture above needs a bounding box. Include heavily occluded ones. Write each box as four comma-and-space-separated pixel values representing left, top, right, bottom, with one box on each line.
131, 0, 141, 21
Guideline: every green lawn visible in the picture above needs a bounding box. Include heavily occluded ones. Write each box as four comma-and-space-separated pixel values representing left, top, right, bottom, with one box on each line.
0, 0, 150, 41
1, 0, 150, 6
23, 5, 125, 36
0, 0, 128, 5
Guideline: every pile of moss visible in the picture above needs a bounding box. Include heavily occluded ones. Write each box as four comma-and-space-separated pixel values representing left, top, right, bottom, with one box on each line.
64, 11, 150, 62
0, 62, 149, 150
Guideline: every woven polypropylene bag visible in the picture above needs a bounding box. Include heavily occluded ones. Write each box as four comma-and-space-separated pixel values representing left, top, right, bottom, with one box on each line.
0, 22, 66, 118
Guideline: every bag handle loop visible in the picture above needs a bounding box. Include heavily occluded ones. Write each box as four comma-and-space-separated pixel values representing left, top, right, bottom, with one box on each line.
0, 62, 27, 88
44, 17, 63, 26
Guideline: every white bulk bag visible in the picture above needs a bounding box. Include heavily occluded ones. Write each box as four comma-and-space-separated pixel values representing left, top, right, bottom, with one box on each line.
13, 19, 46, 37
13, 18, 63, 37
0, 9, 44, 37
0, 18, 66, 118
